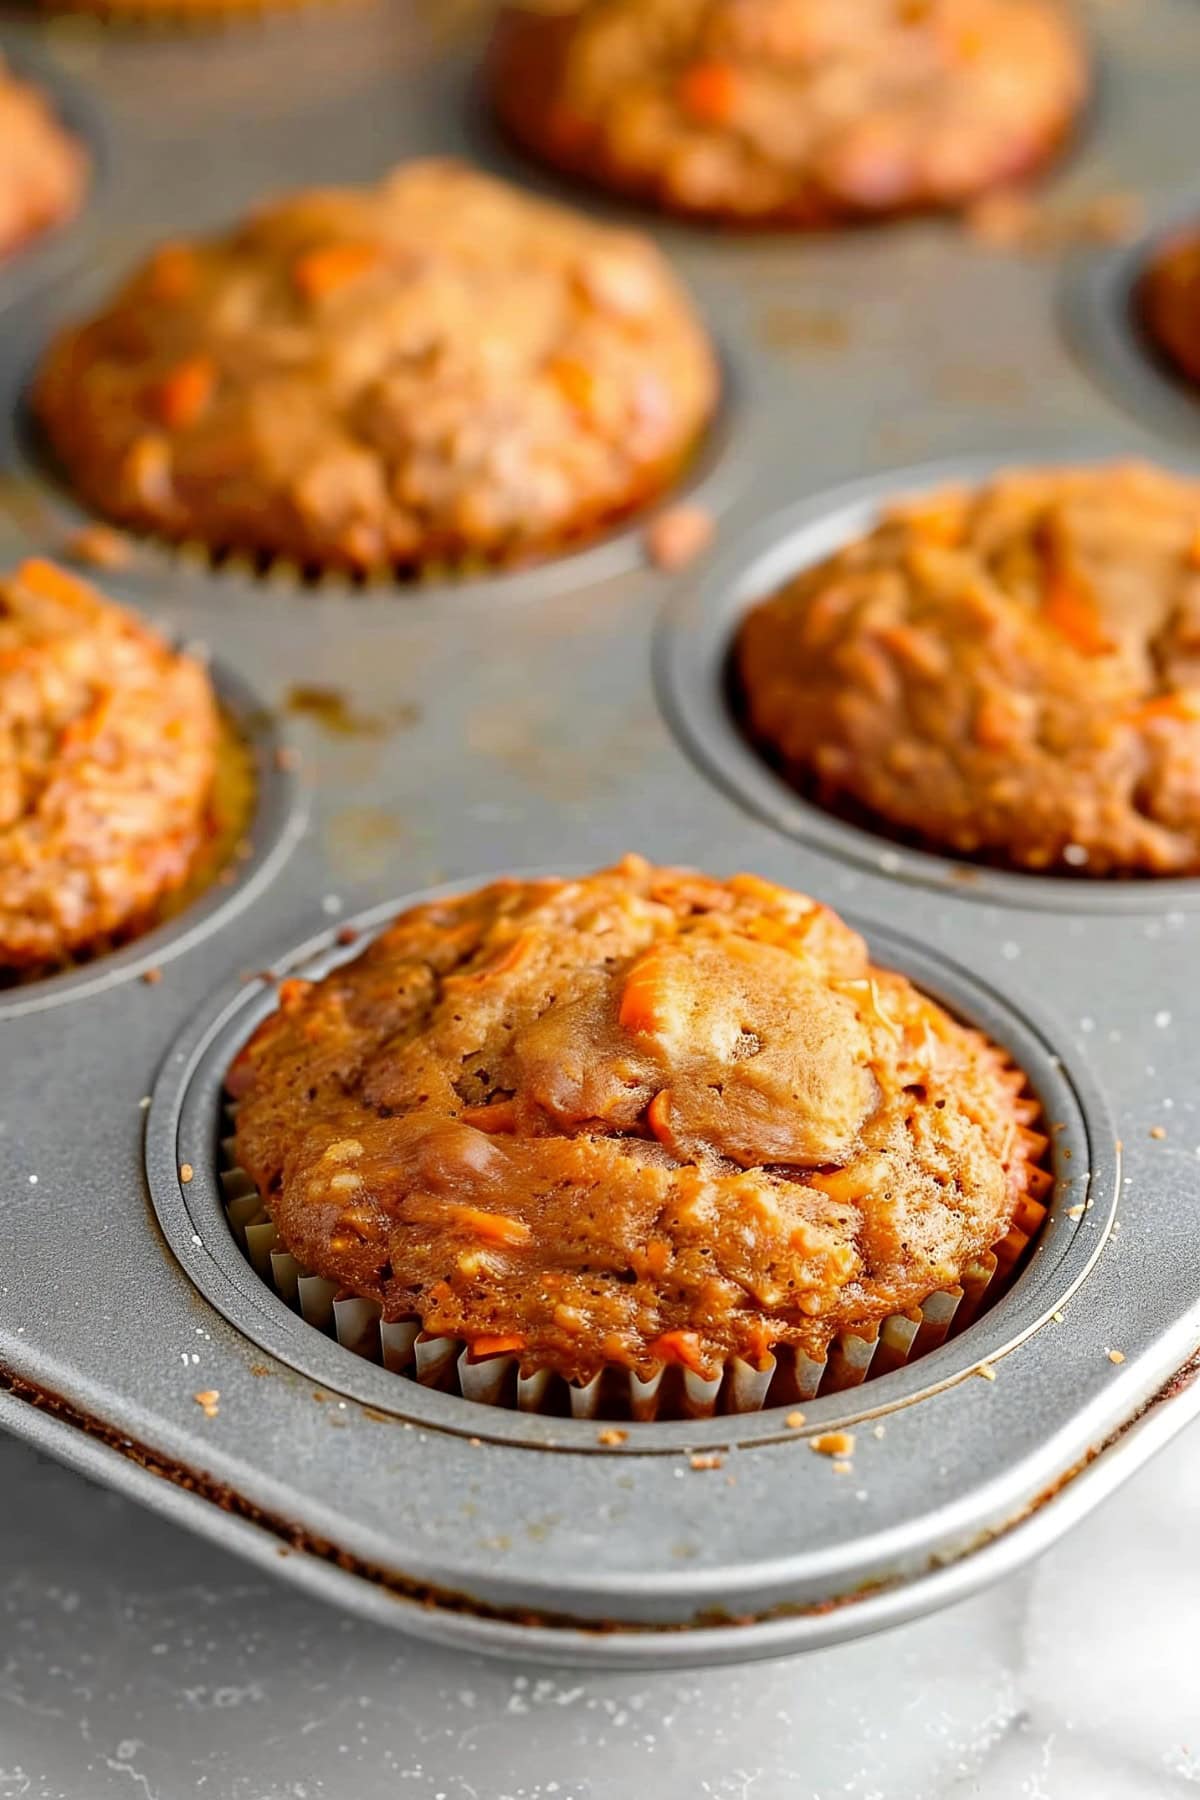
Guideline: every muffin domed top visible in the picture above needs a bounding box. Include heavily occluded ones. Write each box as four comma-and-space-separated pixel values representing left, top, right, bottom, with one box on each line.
230, 856, 1044, 1380
34, 160, 718, 574
489, 0, 1087, 224
737, 463, 1200, 877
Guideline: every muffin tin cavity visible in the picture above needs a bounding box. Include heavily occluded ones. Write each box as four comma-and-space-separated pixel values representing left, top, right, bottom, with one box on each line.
656, 457, 1200, 914
0, 39, 107, 316
0, 658, 305, 1017
146, 883, 1116, 1456
1066, 198, 1200, 441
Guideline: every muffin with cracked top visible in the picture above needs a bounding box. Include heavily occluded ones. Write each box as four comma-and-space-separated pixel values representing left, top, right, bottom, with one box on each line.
736, 462, 1200, 877
34, 160, 718, 576
488, 0, 1087, 227
228, 856, 1049, 1394
0, 558, 222, 973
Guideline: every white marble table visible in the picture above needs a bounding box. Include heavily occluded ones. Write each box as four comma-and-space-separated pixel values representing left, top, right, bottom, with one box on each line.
1, 1416, 1197, 1800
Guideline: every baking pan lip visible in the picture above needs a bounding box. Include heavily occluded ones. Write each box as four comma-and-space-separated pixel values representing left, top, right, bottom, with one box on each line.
1064, 186, 1200, 443
146, 869, 1118, 1454
0, 33, 110, 318
655, 445, 1200, 914
0, 653, 307, 1020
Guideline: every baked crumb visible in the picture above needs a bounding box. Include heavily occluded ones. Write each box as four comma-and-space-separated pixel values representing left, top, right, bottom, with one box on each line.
179, 1163, 194, 1184
274, 745, 301, 773
644, 504, 715, 572
1108, 1348, 1126, 1365
597, 1427, 628, 1447
784, 1409, 807, 1430
64, 524, 133, 571
335, 925, 360, 946
689, 1452, 724, 1470
193, 1388, 220, 1418
831, 1459, 853, 1476
810, 1430, 855, 1458
141, 967, 163, 986
1150, 1125, 1167, 1140
975, 1361, 997, 1382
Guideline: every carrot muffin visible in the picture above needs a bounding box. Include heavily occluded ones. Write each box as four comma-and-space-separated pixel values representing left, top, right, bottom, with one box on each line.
33, 160, 718, 575
228, 856, 1047, 1388
736, 463, 1200, 877
0, 55, 87, 261
0, 558, 219, 972
488, 0, 1087, 227
1139, 225, 1200, 389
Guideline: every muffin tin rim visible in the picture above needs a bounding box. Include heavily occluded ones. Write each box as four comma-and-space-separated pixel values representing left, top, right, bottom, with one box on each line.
0, 32, 110, 320
145, 870, 1118, 1456
655, 446, 1200, 914
1064, 186, 1200, 443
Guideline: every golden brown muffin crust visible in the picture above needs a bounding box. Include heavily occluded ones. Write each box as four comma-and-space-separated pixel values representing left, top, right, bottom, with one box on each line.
1140, 226, 1200, 390
736, 463, 1200, 877
0, 55, 88, 261
489, 0, 1086, 226
34, 160, 718, 575
229, 856, 1045, 1382
0, 558, 219, 970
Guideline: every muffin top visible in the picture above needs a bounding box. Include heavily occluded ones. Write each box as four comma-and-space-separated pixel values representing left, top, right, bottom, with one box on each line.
1140, 225, 1200, 389
0, 558, 219, 971
229, 856, 1045, 1382
0, 55, 88, 261
736, 463, 1200, 877
488, 0, 1086, 225
34, 159, 718, 575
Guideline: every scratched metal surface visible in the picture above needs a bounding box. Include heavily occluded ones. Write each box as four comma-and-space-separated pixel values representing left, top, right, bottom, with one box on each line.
1, 0, 1199, 1667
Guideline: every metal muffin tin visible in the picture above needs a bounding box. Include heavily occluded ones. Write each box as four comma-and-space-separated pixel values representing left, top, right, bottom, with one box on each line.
3, 0, 1200, 1669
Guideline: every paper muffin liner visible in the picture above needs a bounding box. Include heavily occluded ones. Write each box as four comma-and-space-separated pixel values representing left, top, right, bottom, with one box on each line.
217, 1078, 1052, 1421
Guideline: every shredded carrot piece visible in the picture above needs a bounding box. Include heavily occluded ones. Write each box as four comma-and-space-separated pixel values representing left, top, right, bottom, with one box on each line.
459, 1100, 520, 1134
647, 1328, 706, 1372
1125, 691, 1200, 727
618, 947, 676, 1034
728, 871, 808, 909
155, 356, 216, 430
547, 355, 597, 415
677, 61, 739, 124
14, 558, 97, 609
470, 1332, 526, 1357
1040, 563, 1114, 657
147, 243, 197, 302
646, 1088, 674, 1145
292, 241, 378, 301
452, 1206, 531, 1248
277, 978, 312, 1011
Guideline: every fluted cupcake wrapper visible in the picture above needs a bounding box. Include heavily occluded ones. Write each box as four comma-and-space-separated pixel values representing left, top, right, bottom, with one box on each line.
219, 1097, 1049, 1422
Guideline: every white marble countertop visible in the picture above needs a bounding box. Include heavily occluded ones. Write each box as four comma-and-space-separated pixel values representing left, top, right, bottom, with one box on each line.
1, 1418, 1197, 1800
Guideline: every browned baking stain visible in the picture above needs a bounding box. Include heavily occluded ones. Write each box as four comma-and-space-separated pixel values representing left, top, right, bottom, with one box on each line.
758, 307, 850, 354
284, 684, 420, 738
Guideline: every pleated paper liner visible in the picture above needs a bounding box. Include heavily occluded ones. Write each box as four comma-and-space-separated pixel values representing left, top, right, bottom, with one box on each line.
218, 1092, 1052, 1422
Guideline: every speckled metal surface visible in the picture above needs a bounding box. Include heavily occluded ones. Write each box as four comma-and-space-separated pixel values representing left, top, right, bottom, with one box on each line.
2, 0, 1200, 1669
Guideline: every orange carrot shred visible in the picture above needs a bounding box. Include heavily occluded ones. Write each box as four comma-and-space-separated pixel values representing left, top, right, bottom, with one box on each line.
459, 1100, 520, 1134
470, 1332, 526, 1357
1125, 691, 1200, 727
677, 61, 739, 124
292, 241, 379, 301
147, 243, 197, 302
646, 1089, 673, 1145
1040, 563, 1114, 657
452, 1206, 531, 1248
155, 356, 216, 430
547, 356, 597, 415
648, 1328, 707, 1372
15, 558, 97, 609
618, 947, 675, 1034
